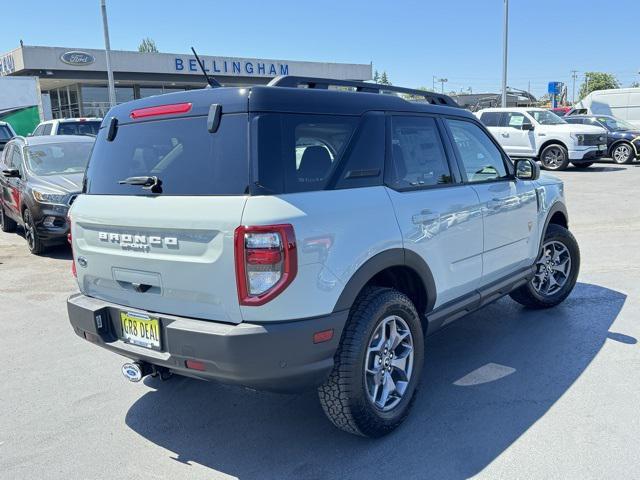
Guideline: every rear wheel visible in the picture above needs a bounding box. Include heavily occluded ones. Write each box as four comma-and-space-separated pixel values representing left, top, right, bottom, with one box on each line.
318, 287, 424, 437
572, 162, 593, 168
0, 205, 17, 233
540, 144, 570, 170
23, 208, 46, 255
611, 142, 634, 164
510, 224, 580, 308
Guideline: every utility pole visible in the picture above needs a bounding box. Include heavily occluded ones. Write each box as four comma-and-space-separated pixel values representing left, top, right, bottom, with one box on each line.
501, 0, 509, 107
438, 78, 448, 93
571, 70, 578, 104
432, 75, 436, 91
100, 0, 116, 108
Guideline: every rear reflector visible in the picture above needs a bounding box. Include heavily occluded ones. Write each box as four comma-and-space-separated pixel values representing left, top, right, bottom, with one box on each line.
130, 102, 192, 119
313, 329, 334, 344
185, 360, 206, 371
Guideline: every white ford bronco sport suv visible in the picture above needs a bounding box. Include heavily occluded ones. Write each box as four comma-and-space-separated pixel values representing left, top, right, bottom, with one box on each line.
476, 107, 607, 170
67, 76, 580, 437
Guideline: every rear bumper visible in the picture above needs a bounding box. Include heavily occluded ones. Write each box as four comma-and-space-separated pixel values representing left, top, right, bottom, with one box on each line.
67, 293, 348, 393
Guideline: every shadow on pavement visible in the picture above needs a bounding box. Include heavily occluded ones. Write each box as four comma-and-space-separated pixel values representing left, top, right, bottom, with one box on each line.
14, 226, 72, 260
125, 282, 627, 480
567, 166, 626, 172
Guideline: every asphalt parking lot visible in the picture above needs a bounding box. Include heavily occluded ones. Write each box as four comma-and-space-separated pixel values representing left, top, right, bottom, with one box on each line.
1, 161, 639, 480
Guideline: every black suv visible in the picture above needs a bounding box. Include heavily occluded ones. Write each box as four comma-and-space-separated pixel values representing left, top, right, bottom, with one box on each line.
0, 135, 94, 254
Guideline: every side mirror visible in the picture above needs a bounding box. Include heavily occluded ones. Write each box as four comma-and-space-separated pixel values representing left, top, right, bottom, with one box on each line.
2, 168, 20, 178
521, 123, 535, 131
514, 158, 540, 180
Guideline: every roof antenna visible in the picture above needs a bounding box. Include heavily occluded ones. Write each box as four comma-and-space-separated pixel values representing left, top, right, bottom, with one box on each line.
190, 47, 221, 88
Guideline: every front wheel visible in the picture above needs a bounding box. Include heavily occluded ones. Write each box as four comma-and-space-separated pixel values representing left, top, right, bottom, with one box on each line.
23, 209, 46, 255
540, 144, 570, 170
318, 287, 424, 437
611, 142, 634, 164
510, 224, 580, 308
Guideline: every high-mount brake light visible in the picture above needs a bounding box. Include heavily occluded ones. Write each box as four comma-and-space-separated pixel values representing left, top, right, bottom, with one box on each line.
234, 225, 297, 306
129, 102, 192, 119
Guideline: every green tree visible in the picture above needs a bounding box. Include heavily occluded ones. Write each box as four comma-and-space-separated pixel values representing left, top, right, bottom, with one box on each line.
138, 38, 158, 53
630, 81, 640, 88
373, 70, 380, 83
379, 71, 391, 86
578, 72, 619, 100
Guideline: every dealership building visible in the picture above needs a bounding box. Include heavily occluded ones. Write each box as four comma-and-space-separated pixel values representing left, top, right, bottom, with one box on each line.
0, 45, 372, 118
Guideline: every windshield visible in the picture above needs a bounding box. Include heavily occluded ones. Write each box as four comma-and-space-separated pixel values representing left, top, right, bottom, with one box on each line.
57, 121, 101, 136
25, 142, 93, 176
596, 116, 635, 132
0, 125, 14, 142
527, 110, 567, 125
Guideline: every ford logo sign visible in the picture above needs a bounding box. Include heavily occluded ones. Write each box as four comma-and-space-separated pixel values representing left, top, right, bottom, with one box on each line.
60, 51, 95, 66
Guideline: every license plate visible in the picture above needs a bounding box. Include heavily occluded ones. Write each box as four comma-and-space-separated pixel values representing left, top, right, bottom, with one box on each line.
120, 311, 161, 350
598, 144, 606, 150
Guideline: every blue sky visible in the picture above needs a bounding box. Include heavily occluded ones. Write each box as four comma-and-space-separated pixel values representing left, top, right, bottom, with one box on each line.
2, 0, 638, 98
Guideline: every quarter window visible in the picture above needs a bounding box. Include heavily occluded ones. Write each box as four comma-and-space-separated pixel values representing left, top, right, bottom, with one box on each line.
479, 111, 503, 127
386, 116, 452, 189
446, 119, 509, 183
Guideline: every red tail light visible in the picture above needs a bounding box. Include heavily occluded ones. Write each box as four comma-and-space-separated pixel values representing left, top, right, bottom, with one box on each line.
234, 224, 297, 306
68, 216, 77, 278
129, 102, 192, 119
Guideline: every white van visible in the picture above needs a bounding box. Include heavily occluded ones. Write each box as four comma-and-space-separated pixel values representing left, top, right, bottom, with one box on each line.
569, 88, 640, 127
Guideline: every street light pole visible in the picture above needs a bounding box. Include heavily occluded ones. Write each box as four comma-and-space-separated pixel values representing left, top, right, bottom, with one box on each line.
100, 0, 116, 108
501, 0, 509, 107
439, 78, 448, 94
571, 70, 578, 104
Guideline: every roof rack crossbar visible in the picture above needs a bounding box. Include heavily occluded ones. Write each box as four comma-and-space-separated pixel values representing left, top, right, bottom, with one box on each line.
267, 76, 460, 107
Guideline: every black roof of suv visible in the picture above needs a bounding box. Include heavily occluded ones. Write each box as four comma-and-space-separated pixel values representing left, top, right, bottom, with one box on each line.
104, 76, 469, 123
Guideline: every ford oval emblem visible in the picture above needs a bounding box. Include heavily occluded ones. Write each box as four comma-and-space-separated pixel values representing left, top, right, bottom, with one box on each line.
122, 363, 143, 382
60, 51, 95, 66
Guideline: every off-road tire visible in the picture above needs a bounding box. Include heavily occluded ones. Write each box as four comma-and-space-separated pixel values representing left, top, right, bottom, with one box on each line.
0, 205, 17, 233
318, 287, 424, 437
510, 224, 580, 308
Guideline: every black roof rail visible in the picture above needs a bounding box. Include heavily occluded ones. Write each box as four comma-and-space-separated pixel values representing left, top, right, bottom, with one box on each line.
267, 76, 460, 108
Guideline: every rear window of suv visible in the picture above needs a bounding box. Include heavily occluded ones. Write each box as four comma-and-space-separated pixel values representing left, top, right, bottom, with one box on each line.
58, 121, 101, 136
85, 115, 249, 196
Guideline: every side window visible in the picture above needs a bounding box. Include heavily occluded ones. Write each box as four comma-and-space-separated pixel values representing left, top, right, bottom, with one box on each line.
32, 125, 44, 136
42, 124, 53, 135
11, 146, 24, 174
479, 112, 503, 127
255, 113, 357, 194
333, 113, 384, 189
504, 112, 531, 129
386, 116, 452, 189
446, 119, 509, 183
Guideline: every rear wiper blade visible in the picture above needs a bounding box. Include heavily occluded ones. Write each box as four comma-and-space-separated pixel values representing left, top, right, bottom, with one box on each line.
118, 176, 162, 193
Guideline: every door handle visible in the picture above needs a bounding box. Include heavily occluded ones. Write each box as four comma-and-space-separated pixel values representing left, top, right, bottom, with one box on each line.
501, 132, 509, 137
412, 211, 439, 224
486, 198, 503, 210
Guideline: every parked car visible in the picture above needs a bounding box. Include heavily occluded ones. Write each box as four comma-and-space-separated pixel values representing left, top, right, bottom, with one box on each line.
568, 87, 640, 128
31, 118, 102, 136
476, 107, 607, 170
564, 114, 640, 164
66, 77, 579, 437
0, 135, 94, 254
550, 107, 571, 117
0, 121, 17, 151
